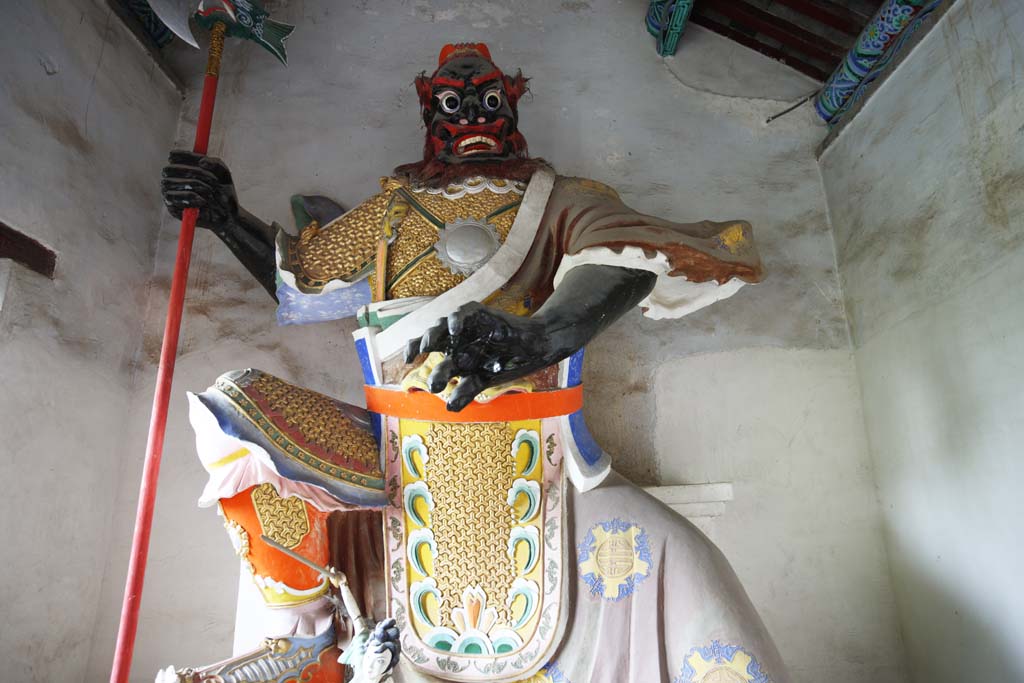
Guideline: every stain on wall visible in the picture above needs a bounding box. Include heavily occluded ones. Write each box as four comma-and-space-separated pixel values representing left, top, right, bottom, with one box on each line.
820, 1, 1024, 681
822, 0, 1024, 347
0, 2, 180, 682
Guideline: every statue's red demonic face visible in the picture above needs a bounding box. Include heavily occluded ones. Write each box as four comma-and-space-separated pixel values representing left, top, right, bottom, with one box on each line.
397, 44, 536, 187
423, 52, 525, 161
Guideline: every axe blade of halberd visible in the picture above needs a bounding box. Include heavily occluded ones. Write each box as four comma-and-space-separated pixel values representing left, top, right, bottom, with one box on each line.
147, 0, 202, 47
149, 0, 295, 66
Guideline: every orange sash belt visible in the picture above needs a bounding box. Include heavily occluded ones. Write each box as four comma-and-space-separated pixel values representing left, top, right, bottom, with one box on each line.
364, 384, 583, 422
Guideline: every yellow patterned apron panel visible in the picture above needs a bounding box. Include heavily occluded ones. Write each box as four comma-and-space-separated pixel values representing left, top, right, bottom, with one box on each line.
382, 415, 566, 682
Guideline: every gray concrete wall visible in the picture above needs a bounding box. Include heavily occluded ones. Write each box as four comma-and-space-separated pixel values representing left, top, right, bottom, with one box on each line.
819, 0, 1024, 681
86, 2, 901, 682
0, 2, 180, 682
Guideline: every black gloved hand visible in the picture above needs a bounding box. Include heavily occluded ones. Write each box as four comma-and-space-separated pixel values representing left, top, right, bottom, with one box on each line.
407, 302, 555, 412
160, 150, 240, 232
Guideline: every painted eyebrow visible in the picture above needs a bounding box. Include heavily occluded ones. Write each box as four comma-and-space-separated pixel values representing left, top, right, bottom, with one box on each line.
471, 70, 502, 86
431, 76, 464, 89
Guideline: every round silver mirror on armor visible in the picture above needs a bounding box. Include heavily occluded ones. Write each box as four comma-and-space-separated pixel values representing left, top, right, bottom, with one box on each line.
434, 218, 501, 276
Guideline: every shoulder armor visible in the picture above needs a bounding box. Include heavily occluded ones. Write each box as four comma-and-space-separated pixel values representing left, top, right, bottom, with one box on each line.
199, 369, 387, 508
278, 179, 405, 294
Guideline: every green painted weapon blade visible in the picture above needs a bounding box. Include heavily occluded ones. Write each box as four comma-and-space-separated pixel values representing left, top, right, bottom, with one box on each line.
195, 0, 295, 65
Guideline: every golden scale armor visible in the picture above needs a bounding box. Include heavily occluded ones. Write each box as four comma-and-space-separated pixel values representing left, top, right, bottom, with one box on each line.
280, 176, 529, 304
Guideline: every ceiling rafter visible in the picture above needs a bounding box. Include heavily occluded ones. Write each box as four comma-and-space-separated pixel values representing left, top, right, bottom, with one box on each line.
769, 0, 871, 35
688, 0, 880, 83
689, 13, 832, 81
701, 0, 848, 61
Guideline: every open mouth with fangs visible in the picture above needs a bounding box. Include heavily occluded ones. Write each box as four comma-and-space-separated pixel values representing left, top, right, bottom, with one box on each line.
439, 120, 508, 158
454, 134, 501, 156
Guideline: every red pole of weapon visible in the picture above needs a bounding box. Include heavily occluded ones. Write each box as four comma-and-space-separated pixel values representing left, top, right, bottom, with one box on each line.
110, 21, 227, 683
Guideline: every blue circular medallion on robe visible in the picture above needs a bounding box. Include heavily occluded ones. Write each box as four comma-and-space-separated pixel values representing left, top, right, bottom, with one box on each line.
674, 641, 771, 683
576, 518, 653, 601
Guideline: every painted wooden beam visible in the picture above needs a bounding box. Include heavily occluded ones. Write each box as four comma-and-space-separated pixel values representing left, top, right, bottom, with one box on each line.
698, 0, 848, 62
815, 0, 874, 23
815, 0, 946, 123
0, 221, 56, 279
691, 14, 830, 81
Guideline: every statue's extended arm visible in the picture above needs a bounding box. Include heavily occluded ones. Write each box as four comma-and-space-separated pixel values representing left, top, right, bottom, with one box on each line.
161, 151, 279, 300
410, 264, 657, 411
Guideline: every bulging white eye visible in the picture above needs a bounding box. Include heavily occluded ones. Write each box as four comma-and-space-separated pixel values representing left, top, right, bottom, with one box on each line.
482, 90, 502, 112
437, 90, 461, 114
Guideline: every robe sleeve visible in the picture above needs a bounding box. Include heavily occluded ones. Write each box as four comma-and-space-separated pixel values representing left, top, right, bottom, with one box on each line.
546, 177, 763, 319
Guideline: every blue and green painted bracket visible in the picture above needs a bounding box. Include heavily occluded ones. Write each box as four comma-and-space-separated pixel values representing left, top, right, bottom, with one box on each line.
645, 0, 695, 57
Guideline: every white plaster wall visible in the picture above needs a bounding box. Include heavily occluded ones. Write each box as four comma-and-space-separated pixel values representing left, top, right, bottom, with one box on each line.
86, 2, 901, 682
0, 2, 180, 682
819, 0, 1024, 680
655, 349, 903, 682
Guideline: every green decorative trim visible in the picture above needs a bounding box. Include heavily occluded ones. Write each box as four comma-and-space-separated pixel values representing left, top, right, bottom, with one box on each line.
356, 308, 408, 330
387, 246, 437, 290
290, 194, 313, 231
277, 231, 376, 294
486, 201, 522, 221
384, 196, 522, 292
396, 188, 447, 231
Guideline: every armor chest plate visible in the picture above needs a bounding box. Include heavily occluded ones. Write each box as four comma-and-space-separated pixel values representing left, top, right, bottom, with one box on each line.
435, 217, 501, 275
375, 178, 525, 300
382, 415, 566, 682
